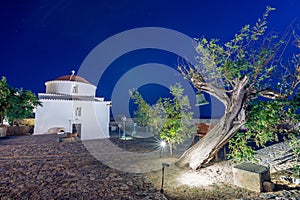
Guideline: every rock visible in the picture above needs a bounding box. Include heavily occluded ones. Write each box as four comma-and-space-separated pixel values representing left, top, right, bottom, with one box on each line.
54, 172, 63, 177
143, 178, 152, 184
275, 197, 290, 200
127, 180, 134, 186
135, 191, 148, 196
233, 163, 270, 192
259, 193, 277, 199
58, 137, 74, 142
119, 183, 129, 190
108, 172, 118, 177
263, 181, 276, 192
111, 177, 123, 181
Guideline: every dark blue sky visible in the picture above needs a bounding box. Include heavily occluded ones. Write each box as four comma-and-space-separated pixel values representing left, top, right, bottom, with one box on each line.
1, 0, 300, 118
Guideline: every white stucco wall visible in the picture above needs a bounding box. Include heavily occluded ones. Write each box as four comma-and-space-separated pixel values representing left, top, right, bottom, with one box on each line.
45, 81, 96, 96
34, 100, 73, 134
73, 101, 110, 140
34, 99, 110, 140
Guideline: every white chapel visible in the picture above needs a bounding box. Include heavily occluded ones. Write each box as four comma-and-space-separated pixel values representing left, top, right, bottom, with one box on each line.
34, 71, 111, 140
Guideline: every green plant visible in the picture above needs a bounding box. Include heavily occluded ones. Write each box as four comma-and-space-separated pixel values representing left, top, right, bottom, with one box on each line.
0, 76, 11, 125
0, 76, 41, 125
129, 89, 151, 127
229, 98, 300, 163
176, 6, 300, 169
289, 134, 300, 178
130, 83, 195, 156
228, 131, 256, 163
154, 84, 195, 156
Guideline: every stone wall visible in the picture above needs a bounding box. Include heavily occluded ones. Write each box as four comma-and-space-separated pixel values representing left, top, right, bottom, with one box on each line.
6, 126, 34, 136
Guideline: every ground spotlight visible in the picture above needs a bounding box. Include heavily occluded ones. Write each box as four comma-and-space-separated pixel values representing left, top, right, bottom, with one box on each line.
160, 162, 170, 193
160, 140, 166, 147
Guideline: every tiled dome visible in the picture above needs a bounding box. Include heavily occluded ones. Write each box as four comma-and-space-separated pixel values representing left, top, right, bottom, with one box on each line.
55, 75, 91, 84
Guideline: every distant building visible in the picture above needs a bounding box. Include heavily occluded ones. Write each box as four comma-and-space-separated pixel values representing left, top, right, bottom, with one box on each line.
34, 72, 111, 140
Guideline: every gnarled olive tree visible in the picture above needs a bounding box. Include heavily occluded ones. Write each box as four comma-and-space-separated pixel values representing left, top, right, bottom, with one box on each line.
176, 7, 300, 169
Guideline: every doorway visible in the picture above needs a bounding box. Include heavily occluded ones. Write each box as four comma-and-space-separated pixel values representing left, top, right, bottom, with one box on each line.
72, 124, 81, 138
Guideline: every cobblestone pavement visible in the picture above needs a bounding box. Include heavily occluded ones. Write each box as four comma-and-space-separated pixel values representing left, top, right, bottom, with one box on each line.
0, 135, 167, 200
1, 134, 300, 200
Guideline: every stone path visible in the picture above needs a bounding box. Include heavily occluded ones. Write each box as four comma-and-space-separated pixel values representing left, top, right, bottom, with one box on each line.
0, 135, 167, 199
1, 134, 300, 200
82, 137, 183, 174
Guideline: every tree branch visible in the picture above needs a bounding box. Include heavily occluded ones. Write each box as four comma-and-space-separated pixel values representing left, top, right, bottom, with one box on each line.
258, 89, 286, 100
190, 76, 230, 107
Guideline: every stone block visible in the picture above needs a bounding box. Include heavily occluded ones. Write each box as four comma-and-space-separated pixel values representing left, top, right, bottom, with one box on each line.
263, 181, 275, 192
233, 163, 270, 192
0, 126, 7, 137
58, 137, 75, 142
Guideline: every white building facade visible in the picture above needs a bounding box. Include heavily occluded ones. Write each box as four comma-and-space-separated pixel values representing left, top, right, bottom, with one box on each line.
34, 74, 111, 140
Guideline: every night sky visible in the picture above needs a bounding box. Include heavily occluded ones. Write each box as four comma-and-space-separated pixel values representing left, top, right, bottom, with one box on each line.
1, 0, 300, 118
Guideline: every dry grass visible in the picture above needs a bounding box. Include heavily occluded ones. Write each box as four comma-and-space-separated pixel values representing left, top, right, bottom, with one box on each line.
109, 135, 299, 199
145, 159, 300, 200
146, 161, 260, 200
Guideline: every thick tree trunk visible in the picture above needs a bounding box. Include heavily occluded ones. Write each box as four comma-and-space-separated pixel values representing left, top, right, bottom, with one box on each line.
176, 112, 243, 169
176, 77, 249, 170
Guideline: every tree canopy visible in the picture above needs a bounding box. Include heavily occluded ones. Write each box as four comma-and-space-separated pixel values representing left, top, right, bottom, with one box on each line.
181, 6, 299, 101
0, 76, 41, 126
177, 6, 300, 169
130, 84, 195, 156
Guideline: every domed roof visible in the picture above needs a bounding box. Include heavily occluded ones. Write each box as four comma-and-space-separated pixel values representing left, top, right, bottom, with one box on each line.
55, 75, 91, 84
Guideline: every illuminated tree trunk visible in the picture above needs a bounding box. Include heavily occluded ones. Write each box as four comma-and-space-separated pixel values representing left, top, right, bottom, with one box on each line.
176, 76, 249, 169
169, 142, 173, 157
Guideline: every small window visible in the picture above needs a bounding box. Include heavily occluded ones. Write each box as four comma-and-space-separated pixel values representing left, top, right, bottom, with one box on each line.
75, 107, 81, 117
72, 85, 78, 93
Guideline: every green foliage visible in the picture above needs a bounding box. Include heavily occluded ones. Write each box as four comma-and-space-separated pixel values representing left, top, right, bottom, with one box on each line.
0, 76, 41, 125
155, 84, 195, 155
183, 6, 288, 92
229, 97, 300, 163
130, 84, 195, 156
0, 77, 10, 102
129, 89, 151, 127
6, 88, 41, 125
228, 131, 256, 163
0, 77, 11, 124
179, 6, 300, 164
289, 134, 300, 177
